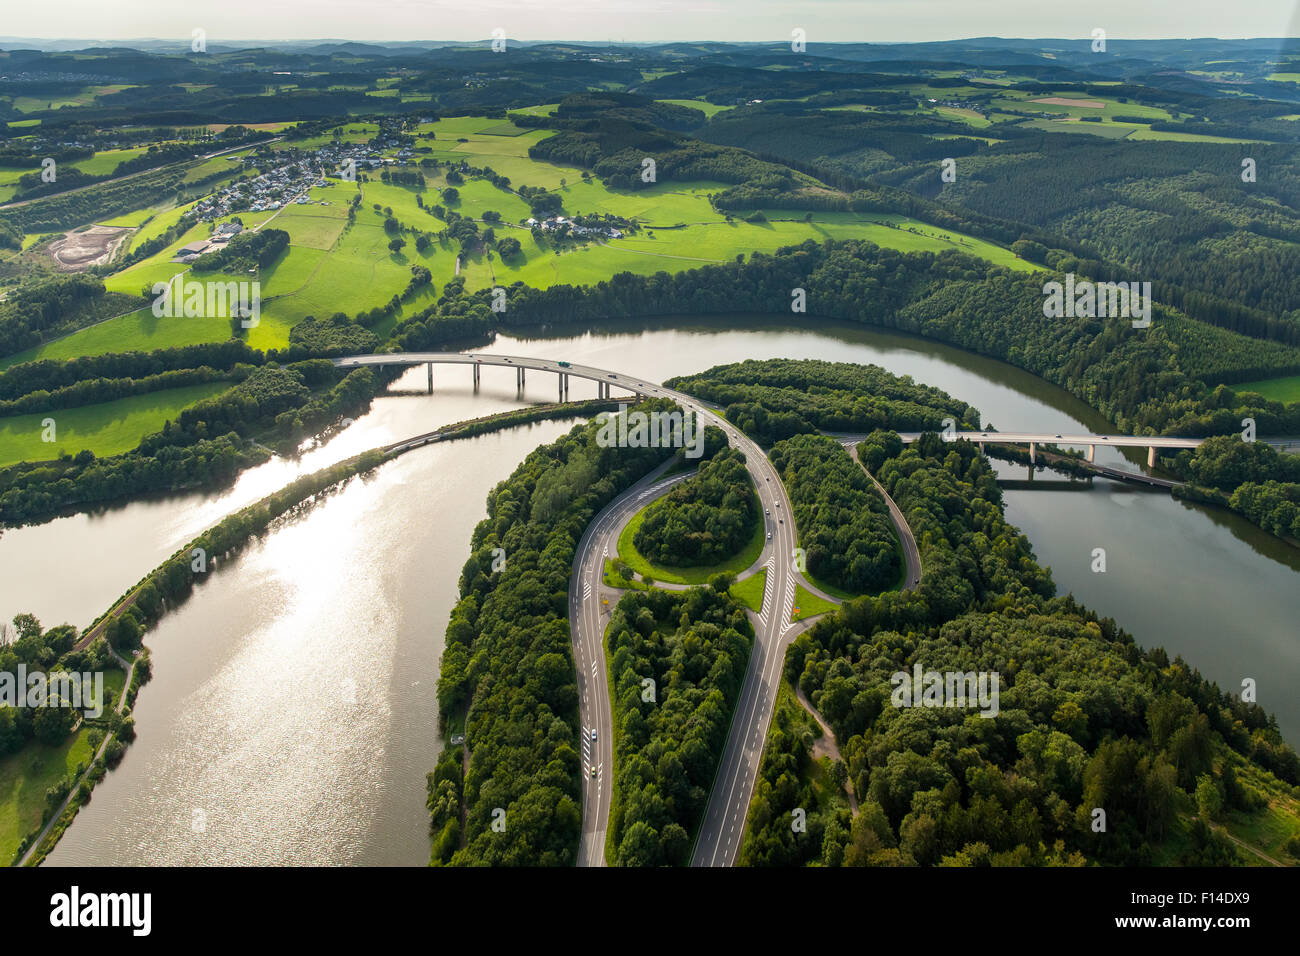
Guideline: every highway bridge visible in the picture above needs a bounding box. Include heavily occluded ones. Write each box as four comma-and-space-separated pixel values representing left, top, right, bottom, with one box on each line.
333, 351, 657, 402
333, 351, 812, 867
892, 430, 1204, 468
333, 351, 1249, 864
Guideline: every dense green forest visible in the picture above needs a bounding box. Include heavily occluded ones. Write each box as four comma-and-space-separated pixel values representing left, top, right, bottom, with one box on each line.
667, 357, 977, 445
498, 238, 1300, 454
633, 447, 758, 567
1171, 435, 1300, 541
742, 433, 1299, 866
605, 584, 752, 865
0, 361, 383, 523
429, 403, 683, 865
768, 434, 900, 595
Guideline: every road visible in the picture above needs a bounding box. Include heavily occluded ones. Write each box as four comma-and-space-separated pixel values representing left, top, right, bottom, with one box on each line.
843, 440, 922, 591
0, 137, 282, 211
569, 465, 692, 867
688, 423, 807, 867
329, 351, 817, 866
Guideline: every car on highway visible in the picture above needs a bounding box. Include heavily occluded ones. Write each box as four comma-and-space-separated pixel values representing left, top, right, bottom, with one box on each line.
590, 766, 597, 778
590, 729, 597, 742
767, 532, 772, 540
558, 361, 571, 368
764, 508, 769, 515
608, 373, 618, 379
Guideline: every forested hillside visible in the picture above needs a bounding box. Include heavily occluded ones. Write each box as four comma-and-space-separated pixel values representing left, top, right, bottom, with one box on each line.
605, 584, 752, 865
430, 403, 683, 865
743, 433, 1300, 866
768, 434, 901, 595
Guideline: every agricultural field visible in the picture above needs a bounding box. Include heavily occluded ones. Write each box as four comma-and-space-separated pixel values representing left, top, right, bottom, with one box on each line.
0, 166, 24, 203
933, 106, 994, 128
66, 147, 149, 177
0, 381, 232, 466
412, 115, 578, 189
1233, 375, 1300, 404
655, 98, 734, 117
8, 124, 1032, 361
8, 84, 135, 113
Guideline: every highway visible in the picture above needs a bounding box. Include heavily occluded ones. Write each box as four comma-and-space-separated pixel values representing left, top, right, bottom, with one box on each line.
843, 440, 922, 591
329, 352, 825, 866
569, 466, 693, 866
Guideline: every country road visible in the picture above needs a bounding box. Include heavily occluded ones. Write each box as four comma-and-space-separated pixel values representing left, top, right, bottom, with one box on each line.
843, 440, 922, 592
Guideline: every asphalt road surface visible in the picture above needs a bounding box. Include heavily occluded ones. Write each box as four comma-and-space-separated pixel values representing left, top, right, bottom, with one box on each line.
570, 465, 692, 867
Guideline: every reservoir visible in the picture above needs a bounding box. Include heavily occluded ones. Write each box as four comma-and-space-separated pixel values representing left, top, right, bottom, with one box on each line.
3, 314, 1292, 865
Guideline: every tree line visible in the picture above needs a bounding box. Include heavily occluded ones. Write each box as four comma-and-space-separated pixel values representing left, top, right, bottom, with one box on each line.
431, 404, 679, 864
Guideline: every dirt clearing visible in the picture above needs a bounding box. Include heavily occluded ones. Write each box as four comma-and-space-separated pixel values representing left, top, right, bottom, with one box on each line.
46, 224, 133, 270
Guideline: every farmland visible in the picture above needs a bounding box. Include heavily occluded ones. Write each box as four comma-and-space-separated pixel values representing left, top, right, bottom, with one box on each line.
0, 381, 231, 466
12, 114, 1029, 361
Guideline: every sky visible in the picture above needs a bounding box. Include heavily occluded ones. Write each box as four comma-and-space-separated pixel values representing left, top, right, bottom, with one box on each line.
1, 0, 1297, 44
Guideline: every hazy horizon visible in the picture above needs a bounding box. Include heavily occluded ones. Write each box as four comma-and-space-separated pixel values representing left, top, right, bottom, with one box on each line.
1, 0, 1297, 45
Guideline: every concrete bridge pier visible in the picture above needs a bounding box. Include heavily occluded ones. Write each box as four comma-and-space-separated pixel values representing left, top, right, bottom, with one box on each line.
1147, 446, 1156, 468
472, 363, 480, 388
1028, 441, 1036, 465
559, 373, 569, 401
978, 441, 985, 454
427, 363, 433, 394
516, 366, 525, 389
1088, 444, 1095, 463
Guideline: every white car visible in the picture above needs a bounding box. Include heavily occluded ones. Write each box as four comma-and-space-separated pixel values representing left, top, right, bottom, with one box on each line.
590, 729, 597, 742
767, 532, 772, 540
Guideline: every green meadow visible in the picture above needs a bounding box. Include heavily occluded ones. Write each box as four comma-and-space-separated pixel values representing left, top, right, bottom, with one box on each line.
1233, 375, 1300, 404
655, 98, 735, 118
20, 115, 1028, 361
67, 147, 148, 177
0, 381, 232, 466
0, 728, 96, 865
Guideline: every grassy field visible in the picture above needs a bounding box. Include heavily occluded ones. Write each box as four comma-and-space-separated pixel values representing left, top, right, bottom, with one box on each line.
0, 381, 231, 466
655, 98, 735, 118
729, 567, 766, 612
934, 106, 994, 128
792, 584, 839, 622
26, 115, 1030, 360
1233, 374, 1300, 404
616, 501, 766, 586
603, 557, 649, 591
67, 147, 148, 177
0, 728, 96, 864
1127, 128, 1270, 144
